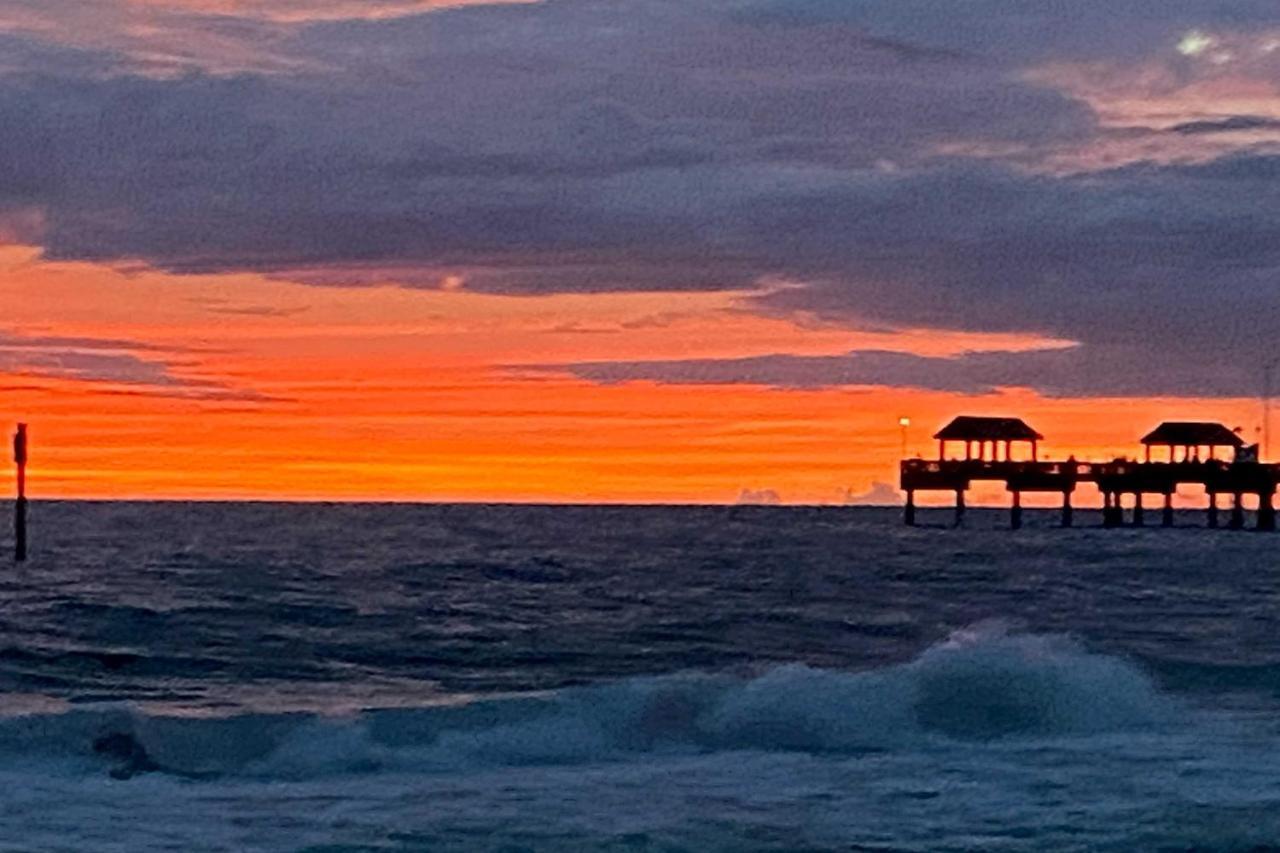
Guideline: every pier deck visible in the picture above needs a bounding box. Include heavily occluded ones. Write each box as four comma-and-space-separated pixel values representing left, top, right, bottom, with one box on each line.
899, 416, 1279, 530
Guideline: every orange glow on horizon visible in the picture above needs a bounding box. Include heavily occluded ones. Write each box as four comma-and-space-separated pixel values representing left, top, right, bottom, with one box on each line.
1, 247, 1267, 505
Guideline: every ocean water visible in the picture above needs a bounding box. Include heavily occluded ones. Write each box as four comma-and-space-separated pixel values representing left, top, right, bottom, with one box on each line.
2, 502, 1280, 851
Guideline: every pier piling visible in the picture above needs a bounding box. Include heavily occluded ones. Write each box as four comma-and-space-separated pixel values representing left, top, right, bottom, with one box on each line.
1132, 493, 1145, 527
1208, 493, 1219, 528
953, 489, 965, 528
1103, 492, 1121, 528
1010, 491, 1022, 530
904, 490, 916, 527
1061, 491, 1073, 527
1162, 493, 1174, 528
1259, 492, 1276, 532
1230, 493, 1245, 530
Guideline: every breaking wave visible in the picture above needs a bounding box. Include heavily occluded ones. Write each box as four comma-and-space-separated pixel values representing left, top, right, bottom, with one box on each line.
0, 625, 1177, 781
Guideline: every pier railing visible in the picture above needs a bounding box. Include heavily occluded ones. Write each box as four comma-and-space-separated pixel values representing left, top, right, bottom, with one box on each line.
899, 456, 1280, 530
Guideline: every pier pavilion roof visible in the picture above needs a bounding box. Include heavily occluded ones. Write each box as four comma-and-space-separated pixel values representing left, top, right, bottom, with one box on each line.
933, 416, 1044, 442
1140, 422, 1243, 448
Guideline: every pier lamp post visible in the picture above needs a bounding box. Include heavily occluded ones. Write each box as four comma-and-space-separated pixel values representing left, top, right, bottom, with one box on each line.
898, 417, 910, 458
1265, 359, 1276, 461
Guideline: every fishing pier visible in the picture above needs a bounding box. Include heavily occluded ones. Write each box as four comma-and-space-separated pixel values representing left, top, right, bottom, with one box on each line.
900, 417, 1280, 530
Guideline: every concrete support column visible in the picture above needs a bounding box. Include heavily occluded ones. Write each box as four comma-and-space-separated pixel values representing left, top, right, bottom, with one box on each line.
1132, 493, 1144, 527
1061, 491, 1073, 527
1259, 492, 1276, 532
1011, 490, 1022, 530
1230, 493, 1245, 530
1162, 493, 1174, 528
954, 489, 966, 528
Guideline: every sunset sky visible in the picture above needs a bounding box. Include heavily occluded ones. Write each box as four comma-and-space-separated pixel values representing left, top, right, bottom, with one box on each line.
2, 0, 1279, 503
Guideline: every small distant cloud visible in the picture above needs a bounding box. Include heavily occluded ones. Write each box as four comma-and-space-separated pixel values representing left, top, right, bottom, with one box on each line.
842, 482, 902, 506
549, 322, 617, 335
1169, 115, 1280, 135
208, 304, 310, 318
737, 488, 781, 505
187, 296, 309, 317
1177, 29, 1216, 57
619, 311, 697, 331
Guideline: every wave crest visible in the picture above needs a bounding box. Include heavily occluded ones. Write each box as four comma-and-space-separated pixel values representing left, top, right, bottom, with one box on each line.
0, 625, 1174, 780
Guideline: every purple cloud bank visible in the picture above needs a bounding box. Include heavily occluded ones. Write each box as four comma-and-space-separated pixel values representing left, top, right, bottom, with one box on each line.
0, 0, 1278, 397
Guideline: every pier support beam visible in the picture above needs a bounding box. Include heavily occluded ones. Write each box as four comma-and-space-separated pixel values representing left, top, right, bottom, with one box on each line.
953, 489, 966, 528
1230, 493, 1245, 530
1132, 493, 1145, 527
1162, 493, 1174, 528
1208, 493, 1218, 529
1061, 491, 1073, 528
904, 490, 916, 527
1010, 490, 1022, 530
1259, 492, 1276, 532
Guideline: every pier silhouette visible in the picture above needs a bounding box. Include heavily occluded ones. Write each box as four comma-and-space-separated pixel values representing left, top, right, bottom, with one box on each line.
901, 417, 1278, 530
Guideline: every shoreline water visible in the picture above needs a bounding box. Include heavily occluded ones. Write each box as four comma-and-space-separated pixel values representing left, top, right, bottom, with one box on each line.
0, 503, 1277, 849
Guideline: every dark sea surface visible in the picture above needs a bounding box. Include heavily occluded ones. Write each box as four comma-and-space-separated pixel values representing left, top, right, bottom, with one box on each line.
2, 501, 1280, 851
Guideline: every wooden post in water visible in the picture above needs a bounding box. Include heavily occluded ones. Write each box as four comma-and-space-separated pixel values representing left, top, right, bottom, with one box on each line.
1061, 490, 1073, 527
1258, 491, 1276, 532
1010, 490, 1022, 530
1102, 491, 1118, 528
13, 424, 26, 562
1207, 492, 1219, 528
904, 489, 916, 527
953, 488, 965, 528
1132, 493, 1145, 527
1230, 492, 1245, 530
1162, 492, 1174, 528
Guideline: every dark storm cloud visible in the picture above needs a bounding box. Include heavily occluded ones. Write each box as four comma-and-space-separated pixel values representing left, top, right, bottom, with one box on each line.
537, 344, 1265, 399
0, 0, 1097, 274
1170, 116, 1280, 135
0, 0, 1278, 398
0, 332, 275, 400
745, 155, 1280, 353
736, 0, 1280, 61
0, 32, 121, 77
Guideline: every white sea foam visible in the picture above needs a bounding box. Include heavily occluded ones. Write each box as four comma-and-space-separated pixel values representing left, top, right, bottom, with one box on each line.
0, 627, 1275, 851
0, 625, 1178, 781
